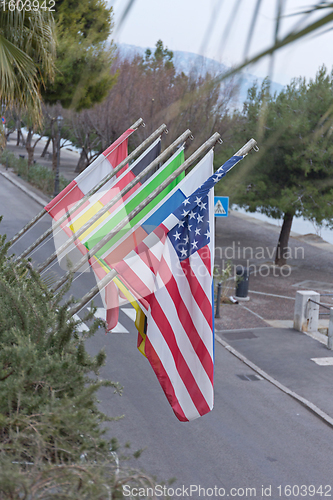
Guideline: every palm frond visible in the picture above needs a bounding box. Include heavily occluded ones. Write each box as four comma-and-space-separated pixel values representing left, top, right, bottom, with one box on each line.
0, 9, 56, 123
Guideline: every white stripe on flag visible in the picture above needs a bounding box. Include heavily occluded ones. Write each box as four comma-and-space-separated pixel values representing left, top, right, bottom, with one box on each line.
153, 273, 214, 401
146, 315, 201, 420
67, 138, 161, 229
164, 246, 213, 355
75, 156, 115, 195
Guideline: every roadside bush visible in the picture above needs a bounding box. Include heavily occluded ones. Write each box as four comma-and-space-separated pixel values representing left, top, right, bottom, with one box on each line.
0, 149, 68, 196
0, 230, 160, 498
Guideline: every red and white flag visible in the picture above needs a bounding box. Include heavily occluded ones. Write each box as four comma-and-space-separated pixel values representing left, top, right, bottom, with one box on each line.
44, 128, 134, 221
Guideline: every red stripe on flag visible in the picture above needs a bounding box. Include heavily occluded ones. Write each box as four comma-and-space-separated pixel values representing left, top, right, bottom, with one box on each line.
135, 243, 158, 274
145, 337, 188, 422
157, 256, 214, 383
148, 296, 211, 416
105, 281, 119, 331
197, 247, 211, 274
113, 259, 151, 310
45, 180, 84, 219
90, 256, 107, 280
103, 128, 134, 177
103, 226, 148, 267
134, 233, 167, 275
180, 259, 212, 328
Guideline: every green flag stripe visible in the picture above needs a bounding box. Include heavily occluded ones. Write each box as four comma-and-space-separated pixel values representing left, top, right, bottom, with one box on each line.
84, 149, 184, 254
95, 168, 185, 259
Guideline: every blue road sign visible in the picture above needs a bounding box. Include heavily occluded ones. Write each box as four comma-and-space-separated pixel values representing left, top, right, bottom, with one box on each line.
214, 196, 229, 217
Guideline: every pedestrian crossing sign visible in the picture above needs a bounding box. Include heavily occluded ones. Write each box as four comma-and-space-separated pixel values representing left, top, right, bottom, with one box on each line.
214, 196, 229, 217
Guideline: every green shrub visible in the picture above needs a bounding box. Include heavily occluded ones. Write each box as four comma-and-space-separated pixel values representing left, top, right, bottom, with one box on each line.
0, 150, 68, 196
0, 231, 160, 498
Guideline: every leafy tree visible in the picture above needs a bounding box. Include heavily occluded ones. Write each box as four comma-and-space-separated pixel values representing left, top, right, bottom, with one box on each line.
36, 0, 116, 172
43, 0, 116, 111
142, 39, 174, 72
90, 40, 237, 156
218, 67, 333, 265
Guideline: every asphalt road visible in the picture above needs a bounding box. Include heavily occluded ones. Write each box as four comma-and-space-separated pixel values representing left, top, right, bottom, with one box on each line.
2, 176, 333, 500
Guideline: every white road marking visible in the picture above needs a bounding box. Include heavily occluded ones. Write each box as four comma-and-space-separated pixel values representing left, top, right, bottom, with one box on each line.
311, 357, 333, 366
94, 307, 129, 333
73, 314, 89, 332
121, 308, 137, 322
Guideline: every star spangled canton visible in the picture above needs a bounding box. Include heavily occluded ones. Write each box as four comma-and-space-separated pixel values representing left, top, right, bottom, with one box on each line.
169, 154, 243, 231
169, 195, 210, 262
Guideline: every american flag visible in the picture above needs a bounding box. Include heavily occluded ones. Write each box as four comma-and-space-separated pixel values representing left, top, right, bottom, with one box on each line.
144, 190, 214, 421
114, 152, 244, 421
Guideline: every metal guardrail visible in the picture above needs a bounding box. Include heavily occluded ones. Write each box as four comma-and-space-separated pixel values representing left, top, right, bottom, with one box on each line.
308, 298, 331, 316
307, 297, 333, 350
294, 291, 333, 350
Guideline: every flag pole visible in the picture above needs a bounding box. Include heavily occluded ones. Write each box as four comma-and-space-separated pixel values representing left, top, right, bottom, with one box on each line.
54, 131, 221, 296
68, 269, 118, 318
67, 137, 258, 317
235, 138, 258, 156
15, 122, 166, 261
37, 128, 191, 273
9, 118, 145, 250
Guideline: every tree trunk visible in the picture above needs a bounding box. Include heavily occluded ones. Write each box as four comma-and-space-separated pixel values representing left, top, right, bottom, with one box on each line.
16, 119, 21, 146
5, 127, 14, 140
51, 121, 57, 171
275, 212, 294, 266
16, 120, 25, 146
52, 139, 57, 171
25, 128, 34, 167
75, 148, 89, 173
41, 136, 51, 157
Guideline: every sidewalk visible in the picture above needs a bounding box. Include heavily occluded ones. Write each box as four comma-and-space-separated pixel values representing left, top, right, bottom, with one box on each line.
213, 211, 333, 424
214, 211, 333, 332
215, 326, 333, 425
3, 138, 333, 425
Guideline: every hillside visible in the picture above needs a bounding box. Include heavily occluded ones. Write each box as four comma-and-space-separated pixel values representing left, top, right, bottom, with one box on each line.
117, 43, 284, 108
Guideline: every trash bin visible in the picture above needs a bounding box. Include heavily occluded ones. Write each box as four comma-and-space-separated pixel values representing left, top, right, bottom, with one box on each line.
235, 266, 249, 298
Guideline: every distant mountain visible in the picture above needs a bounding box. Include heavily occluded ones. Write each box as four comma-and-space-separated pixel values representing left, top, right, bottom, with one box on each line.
117, 43, 284, 108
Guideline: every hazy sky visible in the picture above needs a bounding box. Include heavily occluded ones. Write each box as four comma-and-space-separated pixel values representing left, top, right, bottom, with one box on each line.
109, 0, 333, 86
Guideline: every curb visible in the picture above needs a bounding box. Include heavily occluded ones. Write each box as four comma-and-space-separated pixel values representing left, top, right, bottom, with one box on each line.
0, 170, 49, 208
215, 333, 333, 428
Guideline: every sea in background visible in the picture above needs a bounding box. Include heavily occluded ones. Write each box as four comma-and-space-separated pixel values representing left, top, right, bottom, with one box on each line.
234, 207, 333, 245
